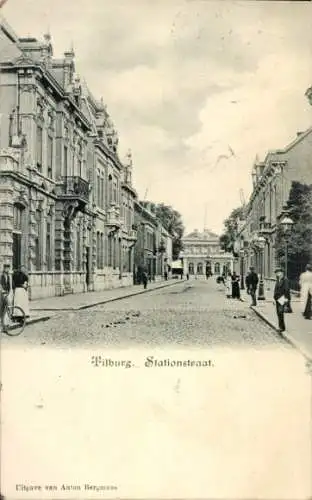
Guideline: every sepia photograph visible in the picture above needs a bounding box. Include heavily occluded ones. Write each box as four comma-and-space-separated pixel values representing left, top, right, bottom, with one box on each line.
0, 0, 311, 498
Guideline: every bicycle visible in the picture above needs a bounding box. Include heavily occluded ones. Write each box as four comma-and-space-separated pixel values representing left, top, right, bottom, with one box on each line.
1, 295, 26, 336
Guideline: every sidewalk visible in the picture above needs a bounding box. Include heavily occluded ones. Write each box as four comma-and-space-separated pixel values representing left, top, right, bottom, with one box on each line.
27, 278, 185, 325
241, 288, 312, 361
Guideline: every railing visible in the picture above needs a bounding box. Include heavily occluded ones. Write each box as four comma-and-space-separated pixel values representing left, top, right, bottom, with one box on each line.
128, 229, 137, 240
106, 204, 121, 227
60, 176, 90, 202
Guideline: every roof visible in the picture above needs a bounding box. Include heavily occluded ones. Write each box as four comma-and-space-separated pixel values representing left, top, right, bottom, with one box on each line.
183, 228, 219, 240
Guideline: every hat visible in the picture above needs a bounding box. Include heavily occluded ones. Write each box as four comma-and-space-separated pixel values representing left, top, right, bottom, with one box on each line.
274, 267, 283, 273
306, 264, 312, 271
3, 263, 10, 268
250, 266, 255, 270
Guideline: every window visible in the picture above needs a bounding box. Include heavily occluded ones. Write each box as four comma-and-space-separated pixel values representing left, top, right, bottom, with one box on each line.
36, 125, 43, 170
46, 219, 52, 270
214, 262, 220, 274
113, 177, 118, 204
13, 205, 23, 231
108, 174, 113, 205
64, 145, 68, 177
97, 172, 101, 206
96, 232, 100, 269
76, 225, 81, 271
47, 134, 53, 178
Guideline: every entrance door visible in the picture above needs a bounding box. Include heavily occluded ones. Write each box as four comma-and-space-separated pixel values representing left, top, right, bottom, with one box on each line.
86, 247, 90, 288
13, 232, 21, 270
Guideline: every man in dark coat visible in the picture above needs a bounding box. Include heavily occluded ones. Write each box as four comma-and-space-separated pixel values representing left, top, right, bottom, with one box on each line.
273, 267, 291, 333
0, 263, 11, 333
245, 266, 259, 306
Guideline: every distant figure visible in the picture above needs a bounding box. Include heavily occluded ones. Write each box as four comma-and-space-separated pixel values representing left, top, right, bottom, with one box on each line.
231, 271, 240, 299
225, 272, 232, 298
245, 266, 259, 306
299, 264, 312, 319
142, 270, 148, 290
273, 267, 290, 333
12, 265, 30, 319
0, 263, 11, 333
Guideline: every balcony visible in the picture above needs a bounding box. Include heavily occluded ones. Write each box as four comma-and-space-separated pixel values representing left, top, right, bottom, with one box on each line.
58, 176, 90, 207
259, 221, 272, 234
128, 229, 138, 241
106, 204, 121, 230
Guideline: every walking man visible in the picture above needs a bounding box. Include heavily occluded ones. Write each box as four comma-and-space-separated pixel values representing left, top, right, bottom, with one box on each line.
0, 263, 11, 333
273, 267, 290, 333
245, 266, 259, 306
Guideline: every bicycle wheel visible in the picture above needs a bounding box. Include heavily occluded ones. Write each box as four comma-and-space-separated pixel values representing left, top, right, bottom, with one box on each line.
4, 306, 26, 336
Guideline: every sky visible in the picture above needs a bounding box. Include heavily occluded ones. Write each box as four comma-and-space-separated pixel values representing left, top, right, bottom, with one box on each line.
1, 0, 312, 234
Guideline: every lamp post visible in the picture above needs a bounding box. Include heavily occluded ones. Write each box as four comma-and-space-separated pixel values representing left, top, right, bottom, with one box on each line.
279, 212, 294, 280
158, 239, 166, 278
256, 235, 266, 300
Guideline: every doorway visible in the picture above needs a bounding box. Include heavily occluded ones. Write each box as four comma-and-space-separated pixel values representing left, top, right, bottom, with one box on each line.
13, 232, 21, 270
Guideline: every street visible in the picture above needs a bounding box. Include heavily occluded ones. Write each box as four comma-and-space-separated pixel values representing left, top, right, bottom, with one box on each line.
1, 279, 311, 499
1, 278, 293, 349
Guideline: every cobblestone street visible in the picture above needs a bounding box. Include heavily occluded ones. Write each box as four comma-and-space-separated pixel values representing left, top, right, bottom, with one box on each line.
1, 279, 293, 349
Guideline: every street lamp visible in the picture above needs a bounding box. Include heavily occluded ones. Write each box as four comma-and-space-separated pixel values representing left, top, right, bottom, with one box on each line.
280, 212, 294, 280
256, 234, 266, 300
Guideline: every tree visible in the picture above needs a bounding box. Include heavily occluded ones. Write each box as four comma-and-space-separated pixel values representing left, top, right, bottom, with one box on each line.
143, 201, 185, 260
275, 181, 312, 287
219, 206, 245, 254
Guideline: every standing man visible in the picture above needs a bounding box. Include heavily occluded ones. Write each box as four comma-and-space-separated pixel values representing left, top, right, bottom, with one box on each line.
273, 267, 290, 333
0, 263, 11, 333
245, 266, 259, 306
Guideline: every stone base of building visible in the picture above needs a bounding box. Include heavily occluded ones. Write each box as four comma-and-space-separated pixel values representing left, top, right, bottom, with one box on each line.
28, 270, 134, 300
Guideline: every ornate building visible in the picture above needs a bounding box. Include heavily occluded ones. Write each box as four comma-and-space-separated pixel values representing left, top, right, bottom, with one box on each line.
236, 127, 312, 289
181, 228, 233, 276
0, 19, 137, 299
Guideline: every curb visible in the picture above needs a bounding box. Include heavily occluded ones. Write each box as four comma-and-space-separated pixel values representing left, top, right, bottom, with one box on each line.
29, 279, 187, 315
26, 315, 51, 326
251, 306, 312, 362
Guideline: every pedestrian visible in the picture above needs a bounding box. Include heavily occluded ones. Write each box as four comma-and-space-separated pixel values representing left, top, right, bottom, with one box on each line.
299, 263, 312, 319
12, 265, 30, 320
231, 271, 240, 299
245, 266, 259, 306
142, 270, 148, 290
225, 271, 232, 298
273, 266, 290, 333
0, 263, 11, 333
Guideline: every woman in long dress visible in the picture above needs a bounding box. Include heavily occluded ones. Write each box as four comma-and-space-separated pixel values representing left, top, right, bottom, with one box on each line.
225, 272, 232, 298
12, 266, 30, 319
299, 264, 312, 319
231, 271, 241, 299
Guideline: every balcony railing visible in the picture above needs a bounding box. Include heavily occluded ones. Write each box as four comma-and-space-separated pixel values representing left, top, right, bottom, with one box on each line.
128, 229, 137, 240
106, 204, 121, 229
259, 221, 272, 233
59, 176, 90, 203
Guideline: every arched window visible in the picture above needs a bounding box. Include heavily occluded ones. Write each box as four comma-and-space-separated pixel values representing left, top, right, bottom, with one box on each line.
13, 204, 24, 270
188, 262, 194, 275
214, 262, 220, 274
197, 262, 203, 274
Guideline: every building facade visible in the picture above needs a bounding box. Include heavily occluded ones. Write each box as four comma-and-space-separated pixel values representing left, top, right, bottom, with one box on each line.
236, 127, 312, 289
0, 20, 137, 299
133, 201, 173, 283
181, 228, 234, 277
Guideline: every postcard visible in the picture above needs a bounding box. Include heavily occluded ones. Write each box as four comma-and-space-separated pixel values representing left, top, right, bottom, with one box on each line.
0, 1, 311, 499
